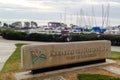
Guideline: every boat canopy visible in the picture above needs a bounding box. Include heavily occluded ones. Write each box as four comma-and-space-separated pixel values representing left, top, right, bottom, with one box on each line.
92, 26, 106, 33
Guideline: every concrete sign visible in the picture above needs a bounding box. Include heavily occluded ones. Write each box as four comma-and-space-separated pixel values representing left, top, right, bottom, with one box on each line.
21, 40, 111, 71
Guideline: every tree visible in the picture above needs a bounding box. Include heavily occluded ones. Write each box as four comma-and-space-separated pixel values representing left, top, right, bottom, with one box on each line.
9, 24, 15, 28
31, 21, 38, 28
24, 22, 30, 29
118, 25, 120, 28
11, 21, 22, 28
3, 23, 9, 28
0, 21, 2, 27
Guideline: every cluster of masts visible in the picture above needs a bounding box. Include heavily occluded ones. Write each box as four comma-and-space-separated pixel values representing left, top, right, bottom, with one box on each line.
60, 4, 110, 28
1, 4, 116, 35
0, 4, 110, 29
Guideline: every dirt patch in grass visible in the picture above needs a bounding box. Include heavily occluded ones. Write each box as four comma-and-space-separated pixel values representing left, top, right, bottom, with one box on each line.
22, 63, 120, 80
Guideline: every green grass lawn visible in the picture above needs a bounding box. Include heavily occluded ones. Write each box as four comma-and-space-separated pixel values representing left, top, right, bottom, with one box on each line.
0, 44, 120, 80
110, 51, 120, 60
77, 74, 120, 80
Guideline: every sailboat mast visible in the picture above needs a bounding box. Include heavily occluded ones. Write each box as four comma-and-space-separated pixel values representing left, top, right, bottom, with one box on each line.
101, 4, 104, 29
80, 9, 83, 27
64, 8, 67, 24
91, 7, 94, 27
106, 3, 110, 27
70, 14, 73, 24
92, 6, 97, 26
82, 10, 86, 27
76, 12, 79, 26
86, 9, 91, 27
60, 13, 62, 23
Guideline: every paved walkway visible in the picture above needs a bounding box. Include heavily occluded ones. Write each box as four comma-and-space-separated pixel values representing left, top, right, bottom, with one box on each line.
0, 37, 120, 72
0, 37, 46, 72
103, 66, 120, 75
0, 42, 16, 71
111, 46, 120, 52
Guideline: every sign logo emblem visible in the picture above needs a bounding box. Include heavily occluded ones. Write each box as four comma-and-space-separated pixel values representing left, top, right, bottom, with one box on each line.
31, 51, 46, 64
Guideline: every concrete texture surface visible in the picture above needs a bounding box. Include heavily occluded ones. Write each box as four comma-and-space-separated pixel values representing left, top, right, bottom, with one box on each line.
0, 36, 119, 72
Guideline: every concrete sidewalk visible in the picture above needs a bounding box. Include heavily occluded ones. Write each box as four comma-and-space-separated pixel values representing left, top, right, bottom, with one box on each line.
0, 42, 16, 71
111, 46, 120, 52
0, 37, 46, 72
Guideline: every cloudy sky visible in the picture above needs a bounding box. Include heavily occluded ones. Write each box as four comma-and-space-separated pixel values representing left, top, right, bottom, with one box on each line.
0, 0, 120, 26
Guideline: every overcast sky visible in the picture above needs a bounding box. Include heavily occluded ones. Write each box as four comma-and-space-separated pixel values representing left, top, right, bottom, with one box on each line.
0, 0, 120, 26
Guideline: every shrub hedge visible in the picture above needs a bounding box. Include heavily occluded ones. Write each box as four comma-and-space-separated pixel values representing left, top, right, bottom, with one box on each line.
71, 33, 99, 41
99, 34, 120, 46
1, 29, 27, 40
1, 29, 120, 46
26, 33, 53, 42
1, 30, 99, 42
